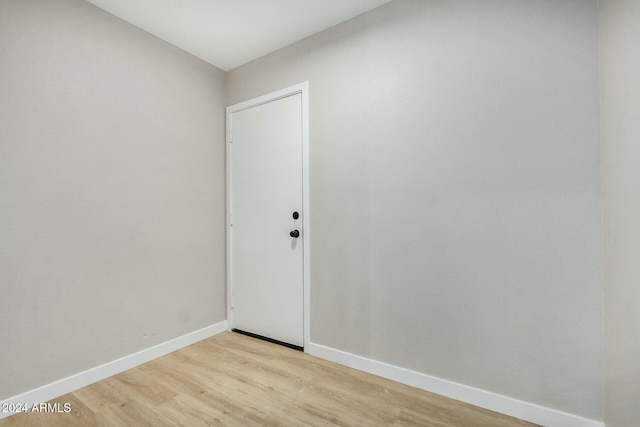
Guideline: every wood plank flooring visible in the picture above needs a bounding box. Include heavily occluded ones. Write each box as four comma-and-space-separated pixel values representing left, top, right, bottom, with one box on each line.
0, 332, 538, 426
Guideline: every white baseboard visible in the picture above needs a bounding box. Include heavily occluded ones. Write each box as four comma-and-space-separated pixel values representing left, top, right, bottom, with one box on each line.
307, 342, 605, 427
0, 320, 228, 420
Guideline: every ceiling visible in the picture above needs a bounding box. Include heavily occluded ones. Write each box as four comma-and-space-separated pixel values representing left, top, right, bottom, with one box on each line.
85, 0, 392, 71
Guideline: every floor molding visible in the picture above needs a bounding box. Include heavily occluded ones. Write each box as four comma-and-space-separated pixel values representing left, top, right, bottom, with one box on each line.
307, 342, 605, 427
0, 321, 228, 420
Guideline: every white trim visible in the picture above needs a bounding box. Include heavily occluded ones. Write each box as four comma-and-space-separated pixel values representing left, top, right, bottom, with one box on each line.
307, 342, 605, 427
227, 83, 308, 114
225, 82, 311, 350
300, 83, 311, 350
0, 321, 228, 420
225, 102, 233, 326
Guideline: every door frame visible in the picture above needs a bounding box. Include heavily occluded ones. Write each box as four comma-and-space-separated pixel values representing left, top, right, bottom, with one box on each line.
225, 82, 310, 350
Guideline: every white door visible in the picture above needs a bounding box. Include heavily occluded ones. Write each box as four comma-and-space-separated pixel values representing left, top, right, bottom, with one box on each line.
229, 93, 304, 348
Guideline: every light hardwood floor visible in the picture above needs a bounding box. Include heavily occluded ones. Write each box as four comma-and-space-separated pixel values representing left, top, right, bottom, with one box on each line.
0, 332, 537, 426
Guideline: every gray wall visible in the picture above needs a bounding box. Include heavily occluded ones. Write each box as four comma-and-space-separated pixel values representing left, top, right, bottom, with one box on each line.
601, 0, 640, 425
227, 0, 603, 420
0, 0, 226, 399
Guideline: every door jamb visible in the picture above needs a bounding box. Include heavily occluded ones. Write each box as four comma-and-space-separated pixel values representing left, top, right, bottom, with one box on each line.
225, 82, 310, 350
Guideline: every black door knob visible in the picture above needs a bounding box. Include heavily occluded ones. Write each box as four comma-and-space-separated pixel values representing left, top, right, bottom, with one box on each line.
290, 230, 300, 238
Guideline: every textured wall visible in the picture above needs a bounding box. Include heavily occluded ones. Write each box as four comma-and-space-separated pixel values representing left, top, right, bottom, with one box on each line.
601, 0, 640, 425
227, 0, 603, 419
0, 0, 226, 399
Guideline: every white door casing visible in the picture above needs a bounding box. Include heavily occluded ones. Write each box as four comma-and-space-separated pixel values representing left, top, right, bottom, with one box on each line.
226, 83, 310, 349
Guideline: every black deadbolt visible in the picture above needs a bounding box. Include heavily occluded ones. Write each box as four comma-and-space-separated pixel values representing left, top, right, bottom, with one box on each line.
292, 211, 299, 220
290, 230, 300, 238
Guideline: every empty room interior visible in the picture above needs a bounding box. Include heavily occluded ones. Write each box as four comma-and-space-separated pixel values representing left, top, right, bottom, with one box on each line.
0, 0, 638, 426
